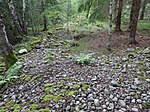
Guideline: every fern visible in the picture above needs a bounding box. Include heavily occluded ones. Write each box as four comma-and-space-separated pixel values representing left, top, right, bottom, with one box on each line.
0, 62, 23, 86
75, 53, 95, 64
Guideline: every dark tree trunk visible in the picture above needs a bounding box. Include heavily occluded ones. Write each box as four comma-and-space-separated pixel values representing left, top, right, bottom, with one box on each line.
42, 0, 48, 31
113, 0, 118, 23
0, 13, 17, 69
139, 0, 147, 20
43, 15, 48, 31
115, 0, 123, 32
128, 1, 135, 30
129, 0, 142, 44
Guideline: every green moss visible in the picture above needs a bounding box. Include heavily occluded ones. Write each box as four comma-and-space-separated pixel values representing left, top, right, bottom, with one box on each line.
5, 100, 14, 107
30, 37, 42, 48
22, 74, 31, 82
3, 52, 17, 69
104, 60, 110, 64
53, 95, 63, 103
42, 94, 54, 102
81, 83, 89, 91
60, 89, 66, 93
30, 74, 41, 82
44, 55, 54, 61
137, 61, 144, 65
134, 73, 150, 80
139, 66, 148, 71
30, 104, 38, 110
73, 83, 80, 88
0, 107, 6, 112
39, 108, 50, 112
44, 83, 52, 87
45, 87, 53, 92
127, 53, 134, 58
66, 90, 77, 96
0, 94, 4, 100
12, 104, 20, 112
143, 102, 150, 109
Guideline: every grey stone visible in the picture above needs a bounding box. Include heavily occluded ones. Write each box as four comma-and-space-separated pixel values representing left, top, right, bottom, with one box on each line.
127, 48, 135, 52
131, 107, 139, 112
104, 89, 109, 95
112, 97, 118, 102
131, 99, 136, 103
134, 78, 142, 85
137, 99, 142, 103
109, 103, 114, 109
102, 105, 107, 109
143, 48, 150, 54
109, 94, 114, 99
94, 99, 100, 107
19, 85, 24, 90
119, 100, 126, 107
19, 48, 28, 54
0, 102, 4, 106
102, 109, 107, 112
110, 80, 119, 87
146, 79, 150, 83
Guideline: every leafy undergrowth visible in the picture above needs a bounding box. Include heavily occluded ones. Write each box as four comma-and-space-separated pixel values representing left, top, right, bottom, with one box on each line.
0, 62, 22, 86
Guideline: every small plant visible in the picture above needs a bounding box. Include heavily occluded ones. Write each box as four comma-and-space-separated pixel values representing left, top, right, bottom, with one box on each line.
0, 62, 22, 86
75, 53, 95, 64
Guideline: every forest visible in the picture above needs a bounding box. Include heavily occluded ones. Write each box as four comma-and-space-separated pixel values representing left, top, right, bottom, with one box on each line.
0, 0, 150, 111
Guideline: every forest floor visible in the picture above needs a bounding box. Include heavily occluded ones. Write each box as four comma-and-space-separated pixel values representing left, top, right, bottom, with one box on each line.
0, 28, 150, 112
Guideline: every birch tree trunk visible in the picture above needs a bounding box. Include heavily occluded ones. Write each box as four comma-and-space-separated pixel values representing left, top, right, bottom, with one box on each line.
129, 0, 142, 44
8, 0, 25, 35
0, 13, 17, 69
114, 0, 123, 32
108, 0, 113, 51
22, 0, 27, 34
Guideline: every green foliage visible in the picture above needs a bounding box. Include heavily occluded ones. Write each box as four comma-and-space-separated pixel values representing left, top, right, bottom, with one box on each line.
78, 0, 109, 22
75, 53, 95, 64
0, 62, 22, 86
143, 102, 150, 109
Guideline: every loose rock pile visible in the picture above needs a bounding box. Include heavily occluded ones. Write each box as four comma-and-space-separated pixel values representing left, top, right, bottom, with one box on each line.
0, 35, 149, 112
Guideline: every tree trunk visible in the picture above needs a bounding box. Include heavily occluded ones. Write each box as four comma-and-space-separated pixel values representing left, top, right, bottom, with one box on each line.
139, 0, 147, 20
129, 0, 142, 44
8, 0, 26, 35
22, 0, 27, 34
114, 0, 123, 32
128, 1, 134, 30
108, 0, 113, 51
28, 0, 35, 36
42, 0, 48, 31
113, 0, 118, 23
0, 13, 17, 69
43, 16, 48, 31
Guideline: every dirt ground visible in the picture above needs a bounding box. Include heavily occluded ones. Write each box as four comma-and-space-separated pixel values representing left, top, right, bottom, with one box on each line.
87, 29, 150, 54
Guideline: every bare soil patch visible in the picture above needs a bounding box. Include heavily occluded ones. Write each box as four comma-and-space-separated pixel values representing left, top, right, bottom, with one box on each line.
87, 29, 150, 54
